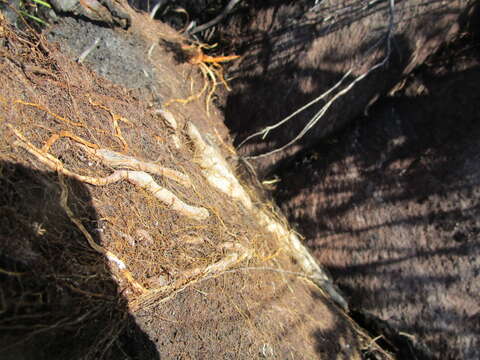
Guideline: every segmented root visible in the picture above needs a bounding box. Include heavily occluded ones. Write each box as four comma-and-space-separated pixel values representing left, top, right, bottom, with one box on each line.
80, 145, 192, 188
186, 121, 252, 210
111, 170, 209, 220
9, 125, 208, 221
183, 122, 349, 310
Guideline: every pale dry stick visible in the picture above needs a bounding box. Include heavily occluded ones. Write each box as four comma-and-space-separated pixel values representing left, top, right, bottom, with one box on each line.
79, 145, 192, 188
148, 43, 156, 60
149, 0, 167, 19
242, 0, 396, 159
9, 125, 209, 221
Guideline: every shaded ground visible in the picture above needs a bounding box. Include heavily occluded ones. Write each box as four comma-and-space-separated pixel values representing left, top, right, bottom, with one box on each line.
0, 6, 388, 360
0, 162, 159, 360
274, 29, 480, 359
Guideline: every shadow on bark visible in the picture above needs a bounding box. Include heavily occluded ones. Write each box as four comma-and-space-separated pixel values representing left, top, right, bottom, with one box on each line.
273, 61, 480, 359
222, 0, 470, 173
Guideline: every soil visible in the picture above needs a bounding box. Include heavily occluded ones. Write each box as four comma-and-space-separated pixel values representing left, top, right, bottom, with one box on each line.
0, 4, 387, 360
273, 27, 480, 360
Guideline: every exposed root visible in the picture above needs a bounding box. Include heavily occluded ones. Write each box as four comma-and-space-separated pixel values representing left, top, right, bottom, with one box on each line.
189, 0, 242, 35
8, 124, 257, 302
200, 62, 217, 115
58, 171, 147, 294
14, 99, 85, 127
164, 42, 239, 114
185, 45, 240, 66
256, 210, 348, 311
239, 0, 397, 159
155, 108, 178, 130
186, 121, 252, 210
9, 125, 208, 220
179, 242, 252, 280
10, 120, 342, 308
43, 130, 100, 152
163, 70, 209, 107
80, 145, 192, 188
0, 268, 25, 276
88, 98, 131, 152
131, 242, 252, 311
185, 121, 349, 310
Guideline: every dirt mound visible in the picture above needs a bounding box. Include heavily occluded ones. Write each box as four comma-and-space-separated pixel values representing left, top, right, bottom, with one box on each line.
0, 7, 389, 359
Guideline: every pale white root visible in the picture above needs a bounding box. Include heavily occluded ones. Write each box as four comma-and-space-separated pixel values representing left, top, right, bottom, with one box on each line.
155, 109, 182, 149
10, 125, 257, 302
132, 242, 252, 310
256, 211, 348, 310
10, 126, 209, 221
184, 122, 348, 310
170, 134, 182, 150
186, 121, 252, 210
80, 145, 192, 188
116, 171, 209, 220
179, 243, 251, 280
9, 122, 345, 308
155, 108, 178, 130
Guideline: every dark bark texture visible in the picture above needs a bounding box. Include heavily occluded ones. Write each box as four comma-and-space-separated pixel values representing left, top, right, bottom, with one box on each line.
274, 41, 480, 360
221, 0, 472, 173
